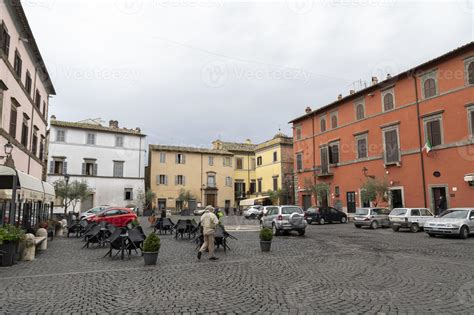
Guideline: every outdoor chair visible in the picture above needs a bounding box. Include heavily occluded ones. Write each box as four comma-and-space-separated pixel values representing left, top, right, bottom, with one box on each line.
127, 228, 145, 255
82, 225, 102, 248
103, 228, 125, 258
174, 220, 195, 239
154, 218, 175, 235
67, 220, 82, 238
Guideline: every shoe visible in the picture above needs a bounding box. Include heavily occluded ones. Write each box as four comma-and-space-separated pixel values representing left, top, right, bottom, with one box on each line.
209, 257, 219, 261
197, 251, 202, 260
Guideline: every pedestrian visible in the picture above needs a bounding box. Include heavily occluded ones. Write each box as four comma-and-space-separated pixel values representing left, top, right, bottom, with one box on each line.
198, 205, 219, 261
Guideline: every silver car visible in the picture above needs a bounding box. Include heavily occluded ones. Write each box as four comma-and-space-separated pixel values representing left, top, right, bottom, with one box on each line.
424, 208, 474, 239
389, 208, 434, 233
244, 206, 263, 219
353, 207, 391, 229
261, 206, 307, 236
79, 205, 109, 220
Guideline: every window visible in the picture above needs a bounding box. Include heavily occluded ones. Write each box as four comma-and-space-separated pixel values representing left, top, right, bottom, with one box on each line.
25, 71, 32, 94
257, 179, 262, 193
356, 135, 368, 159
160, 152, 166, 163
235, 181, 245, 196
273, 176, 278, 191
207, 174, 216, 188
56, 130, 65, 142
175, 175, 185, 185
115, 136, 124, 147
320, 117, 326, 132
320, 146, 329, 174
355, 104, 364, 120
295, 125, 302, 140
50, 159, 66, 175
9, 106, 17, 138
223, 156, 232, 167
1, 23, 11, 57
42, 102, 46, 117
335, 186, 340, 197
86, 133, 96, 145
468, 106, 474, 137
330, 112, 338, 129
39, 136, 45, 161
157, 174, 168, 185
250, 180, 256, 194
257, 156, 263, 166
464, 58, 474, 86
208, 156, 214, 166
20, 115, 29, 147
422, 72, 438, 99
296, 153, 303, 171
34, 89, 41, 109
328, 142, 339, 164
113, 161, 124, 177
381, 88, 395, 111
236, 157, 243, 170
176, 153, 185, 164
383, 127, 400, 164
82, 160, 97, 176
124, 188, 133, 201
32, 130, 38, 155
424, 115, 443, 147
225, 176, 232, 187
273, 151, 278, 162
14, 50, 22, 78
411, 209, 421, 216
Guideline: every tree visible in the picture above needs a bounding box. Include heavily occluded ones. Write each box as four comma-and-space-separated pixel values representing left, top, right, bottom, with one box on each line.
177, 188, 194, 209
360, 177, 390, 207
304, 178, 330, 205
54, 179, 92, 214
266, 189, 288, 205
137, 188, 156, 210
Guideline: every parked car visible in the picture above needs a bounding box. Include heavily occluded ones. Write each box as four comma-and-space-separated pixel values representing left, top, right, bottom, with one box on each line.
389, 208, 434, 232
79, 205, 109, 220
88, 207, 137, 228
424, 208, 474, 239
244, 206, 263, 219
353, 207, 391, 229
193, 208, 206, 216
304, 207, 348, 225
261, 205, 307, 236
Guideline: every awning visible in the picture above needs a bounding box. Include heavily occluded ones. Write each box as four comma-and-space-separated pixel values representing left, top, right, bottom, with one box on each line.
42, 181, 56, 203
464, 174, 474, 182
239, 196, 269, 206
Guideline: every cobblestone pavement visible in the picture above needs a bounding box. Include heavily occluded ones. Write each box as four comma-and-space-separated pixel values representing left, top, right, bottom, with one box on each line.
1, 215, 474, 314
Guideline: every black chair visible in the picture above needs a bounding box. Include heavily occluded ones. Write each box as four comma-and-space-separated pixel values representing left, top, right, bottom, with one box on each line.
127, 228, 145, 255
82, 225, 102, 248
103, 228, 125, 258
174, 220, 195, 239
155, 218, 175, 235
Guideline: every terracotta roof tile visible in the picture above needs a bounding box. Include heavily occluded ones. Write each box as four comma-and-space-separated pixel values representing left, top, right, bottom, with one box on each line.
50, 120, 145, 136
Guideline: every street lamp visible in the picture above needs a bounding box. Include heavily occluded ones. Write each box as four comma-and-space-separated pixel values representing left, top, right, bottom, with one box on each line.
3, 141, 15, 168
63, 174, 70, 214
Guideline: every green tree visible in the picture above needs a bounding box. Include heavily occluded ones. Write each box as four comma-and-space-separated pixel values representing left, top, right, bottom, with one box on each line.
360, 177, 390, 207
266, 189, 288, 205
304, 178, 330, 205
54, 179, 92, 214
177, 188, 195, 209
137, 189, 156, 210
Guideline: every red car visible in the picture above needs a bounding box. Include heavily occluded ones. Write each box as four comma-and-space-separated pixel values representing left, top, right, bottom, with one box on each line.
89, 207, 137, 228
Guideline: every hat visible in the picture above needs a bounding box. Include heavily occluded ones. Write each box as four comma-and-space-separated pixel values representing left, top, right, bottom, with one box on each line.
205, 205, 215, 211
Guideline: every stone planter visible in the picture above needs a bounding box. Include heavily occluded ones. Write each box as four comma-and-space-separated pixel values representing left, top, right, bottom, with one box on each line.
56, 227, 64, 237
143, 251, 159, 265
0, 242, 16, 266
260, 241, 272, 252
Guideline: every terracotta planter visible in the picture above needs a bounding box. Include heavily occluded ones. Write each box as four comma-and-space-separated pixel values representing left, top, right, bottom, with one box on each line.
260, 241, 272, 252
143, 251, 159, 265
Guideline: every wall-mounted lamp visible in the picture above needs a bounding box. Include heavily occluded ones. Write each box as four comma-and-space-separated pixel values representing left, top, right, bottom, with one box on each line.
362, 166, 375, 179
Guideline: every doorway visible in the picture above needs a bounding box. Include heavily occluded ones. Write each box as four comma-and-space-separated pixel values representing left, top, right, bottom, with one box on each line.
158, 198, 167, 210
320, 193, 329, 207
302, 195, 312, 210
390, 188, 404, 208
431, 186, 448, 215
346, 192, 356, 213
205, 194, 217, 207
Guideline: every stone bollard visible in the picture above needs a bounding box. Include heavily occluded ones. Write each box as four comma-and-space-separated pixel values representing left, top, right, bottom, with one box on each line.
22, 233, 36, 261
36, 228, 48, 251
60, 219, 67, 227
56, 227, 64, 237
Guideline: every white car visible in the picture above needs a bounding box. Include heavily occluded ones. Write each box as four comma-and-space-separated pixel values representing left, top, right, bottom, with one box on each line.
389, 208, 434, 232
424, 208, 474, 239
79, 205, 109, 220
243, 206, 263, 219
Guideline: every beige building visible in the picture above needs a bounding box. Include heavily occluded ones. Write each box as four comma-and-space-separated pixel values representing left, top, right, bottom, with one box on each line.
148, 145, 235, 211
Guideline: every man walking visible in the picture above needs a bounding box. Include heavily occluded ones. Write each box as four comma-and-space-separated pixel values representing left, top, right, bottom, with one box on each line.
198, 205, 220, 261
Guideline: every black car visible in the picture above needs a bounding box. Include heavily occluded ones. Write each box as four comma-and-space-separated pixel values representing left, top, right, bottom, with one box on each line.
304, 207, 348, 225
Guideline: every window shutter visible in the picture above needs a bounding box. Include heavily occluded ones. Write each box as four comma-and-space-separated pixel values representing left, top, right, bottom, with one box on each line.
471, 111, 474, 135
333, 145, 339, 164
321, 147, 329, 174
182, 154, 186, 164
385, 130, 399, 163
175, 154, 178, 164
156, 175, 160, 185
93, 164, 98, 176
49, 160, 54, 174
183, 176, 186, 186
175, 176, 178, 185
82, 163, 86, 175
429, 120, 442, 146
165, 175, 168, 185
62, 161, 68, 175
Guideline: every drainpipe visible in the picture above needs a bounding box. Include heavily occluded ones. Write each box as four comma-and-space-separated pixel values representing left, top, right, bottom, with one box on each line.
413, 75, 428, 208
27, 67, 38, 174
311, 113, 317, 205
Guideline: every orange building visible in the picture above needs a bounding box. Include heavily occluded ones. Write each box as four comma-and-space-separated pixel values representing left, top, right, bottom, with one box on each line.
290, 42, 474, 215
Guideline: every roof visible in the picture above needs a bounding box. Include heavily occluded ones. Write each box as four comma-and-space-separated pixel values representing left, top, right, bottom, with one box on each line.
50, 119, 145, 136
149, 144, 233, 155
220, 141, 258, 153
8, 1, 56, 95
256, 133, 293, 151
289, 41, 474, 124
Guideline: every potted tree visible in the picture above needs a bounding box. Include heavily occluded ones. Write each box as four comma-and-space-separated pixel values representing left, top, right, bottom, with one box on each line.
0, 225, 25, 266
143, 232, 160, 265
259, 227, 273, 252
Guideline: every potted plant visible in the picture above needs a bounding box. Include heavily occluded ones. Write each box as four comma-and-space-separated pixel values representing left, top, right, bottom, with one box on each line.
143, 232, 160, 265
0, 225, 25, 266
259, 227, 273, 252
48, 219, 63, 236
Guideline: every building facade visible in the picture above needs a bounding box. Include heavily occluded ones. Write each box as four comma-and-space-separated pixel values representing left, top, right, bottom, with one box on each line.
291, 43, 474, 214
47, 118, 146, 212
148, 145, 235, 211
0, 2, 55, 179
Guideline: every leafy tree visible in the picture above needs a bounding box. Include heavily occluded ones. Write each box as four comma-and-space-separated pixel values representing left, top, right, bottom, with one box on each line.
54, 179, 92, 214
266, 189, 288, 205
177, 188, 194, 209
304, 178, 330, 205
360, 177, 390, 207
137, 188, 156, 210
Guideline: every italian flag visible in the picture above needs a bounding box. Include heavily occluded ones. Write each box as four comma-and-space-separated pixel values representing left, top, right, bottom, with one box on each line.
423, 139, 432, 154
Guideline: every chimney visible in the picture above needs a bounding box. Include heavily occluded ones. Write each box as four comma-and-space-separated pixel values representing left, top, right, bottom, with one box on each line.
371, 76, 378, 85
109, 120, 119, 128
50, 115, 56, 120
135, 127, 141, 133
349, 90, 355, 95
386, 73, 392, 79
245, 139, 252, 144
305, 106, 312, 114
337, 94, 342, 100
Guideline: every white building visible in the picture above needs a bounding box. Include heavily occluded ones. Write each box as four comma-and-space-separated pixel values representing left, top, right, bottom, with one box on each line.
47, 118, 146, 212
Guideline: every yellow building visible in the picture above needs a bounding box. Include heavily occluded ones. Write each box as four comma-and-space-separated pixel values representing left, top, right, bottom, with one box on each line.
148, 145, 235, 211
255, 133, 294, 204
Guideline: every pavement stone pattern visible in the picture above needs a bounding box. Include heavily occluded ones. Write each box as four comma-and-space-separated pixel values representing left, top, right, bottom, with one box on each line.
0, 215, 474, 314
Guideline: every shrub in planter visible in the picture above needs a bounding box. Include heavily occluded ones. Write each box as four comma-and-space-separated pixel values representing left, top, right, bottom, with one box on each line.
143, 233, 161, 265
0, 225, 25, 266
259, 227, 273, 252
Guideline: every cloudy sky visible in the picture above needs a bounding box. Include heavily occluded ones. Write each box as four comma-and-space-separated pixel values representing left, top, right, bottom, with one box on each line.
23, 0, 472, 148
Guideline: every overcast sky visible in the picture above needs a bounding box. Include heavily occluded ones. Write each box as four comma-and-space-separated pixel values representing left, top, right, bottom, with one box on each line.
22, 0, 473, 148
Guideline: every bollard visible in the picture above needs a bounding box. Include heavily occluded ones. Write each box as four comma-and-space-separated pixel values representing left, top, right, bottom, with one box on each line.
22, 234, 36, 261
36, 228, 48, 251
